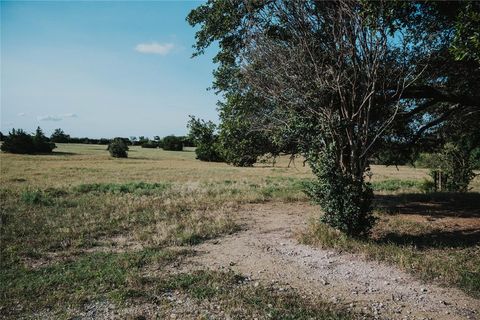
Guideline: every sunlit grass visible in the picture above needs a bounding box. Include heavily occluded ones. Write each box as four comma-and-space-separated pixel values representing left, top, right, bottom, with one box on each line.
1, 143, 479, 317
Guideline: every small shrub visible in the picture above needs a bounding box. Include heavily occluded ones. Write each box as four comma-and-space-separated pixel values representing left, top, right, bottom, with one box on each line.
108, 138, 128, 158
20, 190, 53, 206
304, 148, 375, 237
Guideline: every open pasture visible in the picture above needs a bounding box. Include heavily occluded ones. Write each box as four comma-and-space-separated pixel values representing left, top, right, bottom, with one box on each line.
1, 144, 479, 319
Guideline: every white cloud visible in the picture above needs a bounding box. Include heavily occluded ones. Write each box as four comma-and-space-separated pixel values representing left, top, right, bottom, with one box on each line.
38, 115, 62, 122
36, 113, 78, 121
135, 42, 175, 55
17, 112, 26, 117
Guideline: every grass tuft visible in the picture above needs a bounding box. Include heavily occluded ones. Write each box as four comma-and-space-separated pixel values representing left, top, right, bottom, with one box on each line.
73, 182, 171, 195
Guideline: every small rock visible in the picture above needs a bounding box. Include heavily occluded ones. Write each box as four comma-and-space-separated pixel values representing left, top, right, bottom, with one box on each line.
421, 288, 428, 293
254, 282, 260, 288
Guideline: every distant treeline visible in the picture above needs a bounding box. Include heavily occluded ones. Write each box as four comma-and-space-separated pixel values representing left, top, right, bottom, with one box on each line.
0, 128, 195, 154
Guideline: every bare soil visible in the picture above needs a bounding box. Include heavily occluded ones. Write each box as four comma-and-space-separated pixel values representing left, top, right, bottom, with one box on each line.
181, 202, 479, 320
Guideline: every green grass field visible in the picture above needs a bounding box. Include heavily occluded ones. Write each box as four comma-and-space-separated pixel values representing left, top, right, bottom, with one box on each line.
1, 144, 479, 318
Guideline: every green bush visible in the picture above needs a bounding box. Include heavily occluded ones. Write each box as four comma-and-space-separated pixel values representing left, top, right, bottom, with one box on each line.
141, 141, 158, 148
414, 153, 441, 168
107, 138, 128, 158
471, 147, 480, 170
33, 127, 56, 153
432, 143, 476, 192
162, 135, 183, 151
20, 190, 53, 206
187, 116, 224, 162
304, 149, 375, 237
0, 128, 55, 154
50, 128, 70, 143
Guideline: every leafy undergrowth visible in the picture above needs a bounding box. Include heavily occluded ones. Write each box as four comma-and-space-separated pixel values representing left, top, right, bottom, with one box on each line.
299, 218, 480, 298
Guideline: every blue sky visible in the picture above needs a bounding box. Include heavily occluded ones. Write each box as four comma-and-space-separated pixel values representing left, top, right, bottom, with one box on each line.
1, 1, 219, 138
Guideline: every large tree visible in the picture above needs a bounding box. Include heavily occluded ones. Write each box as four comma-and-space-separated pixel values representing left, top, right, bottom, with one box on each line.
188, 0, 480, 236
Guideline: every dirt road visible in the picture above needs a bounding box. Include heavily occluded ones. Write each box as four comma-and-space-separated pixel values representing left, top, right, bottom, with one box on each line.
185, 202, 479, 320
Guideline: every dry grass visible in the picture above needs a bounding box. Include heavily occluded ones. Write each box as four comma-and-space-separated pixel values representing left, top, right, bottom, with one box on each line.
1, 143, 479, 318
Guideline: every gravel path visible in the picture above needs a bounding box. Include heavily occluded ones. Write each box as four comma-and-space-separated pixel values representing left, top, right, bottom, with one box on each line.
184, 202, 480, 320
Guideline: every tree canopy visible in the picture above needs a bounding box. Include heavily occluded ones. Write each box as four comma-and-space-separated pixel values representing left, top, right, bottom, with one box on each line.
188, 0, 480, 236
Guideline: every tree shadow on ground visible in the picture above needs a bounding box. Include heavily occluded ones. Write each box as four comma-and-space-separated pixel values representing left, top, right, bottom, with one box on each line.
374, 192, 480, 218
52, 151, 77, 156
376, 228, 480, 249
373, 192, 480, 249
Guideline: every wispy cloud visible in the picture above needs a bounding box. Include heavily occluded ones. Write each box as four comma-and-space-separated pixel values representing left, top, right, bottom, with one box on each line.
38, 115, 62, 122
135, 42, 175, 55
37, 113, 78, 121
17, 112, 26, 117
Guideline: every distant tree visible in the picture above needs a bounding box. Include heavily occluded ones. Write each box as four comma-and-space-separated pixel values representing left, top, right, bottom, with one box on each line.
181, 136, 196, 148
141, 139, 158, 148
1, 129, 35, 154
50, 128, 71, 143
218, 93, 278, 167
0, 131, 4, 141
187, 116, 223, 162
1, 127, 55, 154
33, 127, 56, 153
98, 138, 110, 145
162, 135, 183, 151
108, 137, 128, 158
137, 136, 148, 146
